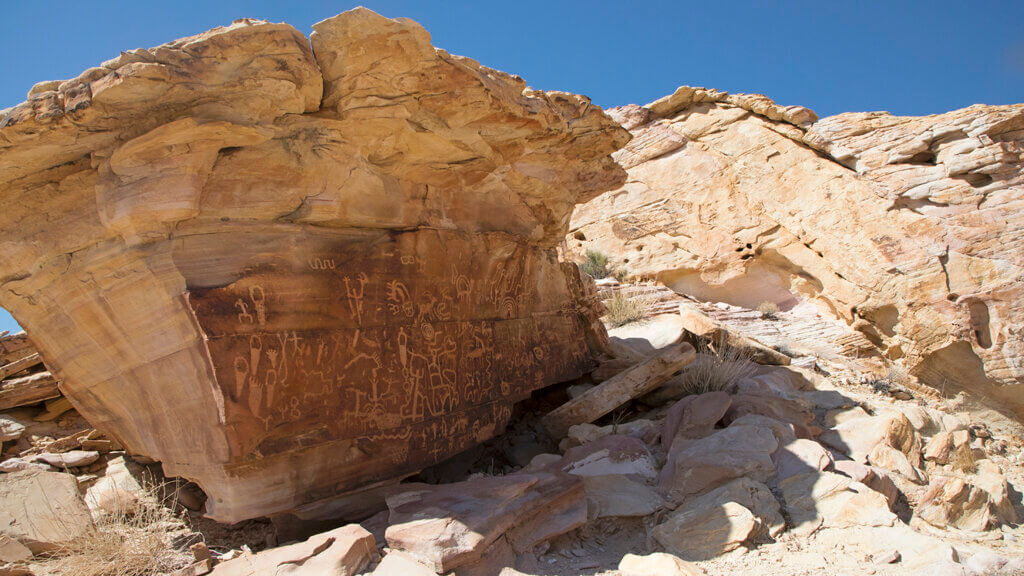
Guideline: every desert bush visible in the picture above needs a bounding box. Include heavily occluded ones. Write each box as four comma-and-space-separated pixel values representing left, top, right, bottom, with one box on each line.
757, 301, 780, 320
602, 290, 651, 327
580, 250, 612, 279
41, 481, 192, 576
675, 339, 758, 396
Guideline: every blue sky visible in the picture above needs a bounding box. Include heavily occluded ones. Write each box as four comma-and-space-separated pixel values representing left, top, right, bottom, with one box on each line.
1, 0, 1022, 334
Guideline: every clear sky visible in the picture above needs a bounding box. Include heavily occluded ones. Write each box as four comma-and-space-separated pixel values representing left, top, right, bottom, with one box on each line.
1, 0, 1022, 334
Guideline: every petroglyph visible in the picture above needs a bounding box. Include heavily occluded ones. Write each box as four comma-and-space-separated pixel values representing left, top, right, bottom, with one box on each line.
189, 232, 596, 472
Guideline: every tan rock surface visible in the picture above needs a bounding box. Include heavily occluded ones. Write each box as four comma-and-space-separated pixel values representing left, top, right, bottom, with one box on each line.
652, 500, 759, 561
0, 470, 93, 554
618, 552, 704, 576
570, 85, 1024, 417
915, 460, 1018, 531
669, 476, 786, 539
659, 424, 778, 501
384, 470, 585, 572
0, 8, 627, 522
208, 524, 375, 576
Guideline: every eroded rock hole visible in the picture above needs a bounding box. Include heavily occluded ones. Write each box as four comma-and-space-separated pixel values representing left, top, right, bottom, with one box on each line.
955, 173, 994, 188
968, 300, 993, 349
899, 150, 937, 165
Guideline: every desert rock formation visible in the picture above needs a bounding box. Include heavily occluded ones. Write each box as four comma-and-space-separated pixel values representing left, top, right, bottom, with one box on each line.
570, 86, 1024, 417
0, 8, 628, 522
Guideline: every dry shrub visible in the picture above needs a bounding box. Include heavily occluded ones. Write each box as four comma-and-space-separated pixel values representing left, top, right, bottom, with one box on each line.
757, 301, 780, 320
675, 339, 758, 396
41, 481, 192, 576
602, 290, 651, 327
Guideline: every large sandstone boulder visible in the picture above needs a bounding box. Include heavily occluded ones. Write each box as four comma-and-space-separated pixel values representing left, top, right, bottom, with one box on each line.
0, 9, 627, 522
569, 86, 1024, 417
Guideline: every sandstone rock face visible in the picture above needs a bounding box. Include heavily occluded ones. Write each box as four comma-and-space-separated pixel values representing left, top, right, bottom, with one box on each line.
0, 9, 627, 522
569, 86, 1024, 417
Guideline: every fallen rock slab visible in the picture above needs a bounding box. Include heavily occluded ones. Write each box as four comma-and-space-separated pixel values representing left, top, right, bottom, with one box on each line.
566, 419, 655, 446
832, 459, 901, 509
728, 414, 797, 446
0, 416, 26, 443
0, 470, 93, 554
210, 524, 375, 576
33, 396, 74, 422
661, 390, 731, 449
653, 501, 759, 561
372, 551, 436, 576
0, 534, 32, 563
660, 424, 777, 502
384, 471, 584, 572
779, 471, 897, 536
559, 435, 658, 479
819, 410, 919, 464
618, 552, 704, 576
772, 439, 833, 481
543, 343, 695, 438
0, 353, 42, 382
671, 477, 785, 539
0, 458, 51, 474
724, 392, 816, 438
0, 372, 61, 411
84, 455, 150, 517
582, 474, 665, 518
32, 450, 100, 469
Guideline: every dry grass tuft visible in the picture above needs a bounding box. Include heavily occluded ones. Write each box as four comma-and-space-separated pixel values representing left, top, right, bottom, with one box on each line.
675, 339, 758, 396
757, 301, 780, 320
602, 290, 652, 327
41, 481, 192, 576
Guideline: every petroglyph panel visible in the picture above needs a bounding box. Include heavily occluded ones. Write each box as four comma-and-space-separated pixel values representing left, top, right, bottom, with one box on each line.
187, 230, 593, 485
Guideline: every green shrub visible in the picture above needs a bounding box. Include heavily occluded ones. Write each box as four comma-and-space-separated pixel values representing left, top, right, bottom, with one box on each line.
580, 250, 612, 279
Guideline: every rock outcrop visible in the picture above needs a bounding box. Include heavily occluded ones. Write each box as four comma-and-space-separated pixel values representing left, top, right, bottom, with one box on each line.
569, 86, 1024, 417
0, 8, 628, 522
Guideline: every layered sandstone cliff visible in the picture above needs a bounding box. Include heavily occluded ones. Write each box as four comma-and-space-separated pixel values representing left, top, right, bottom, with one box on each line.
570, 86, 1024, 417
0, 9, 628, 521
